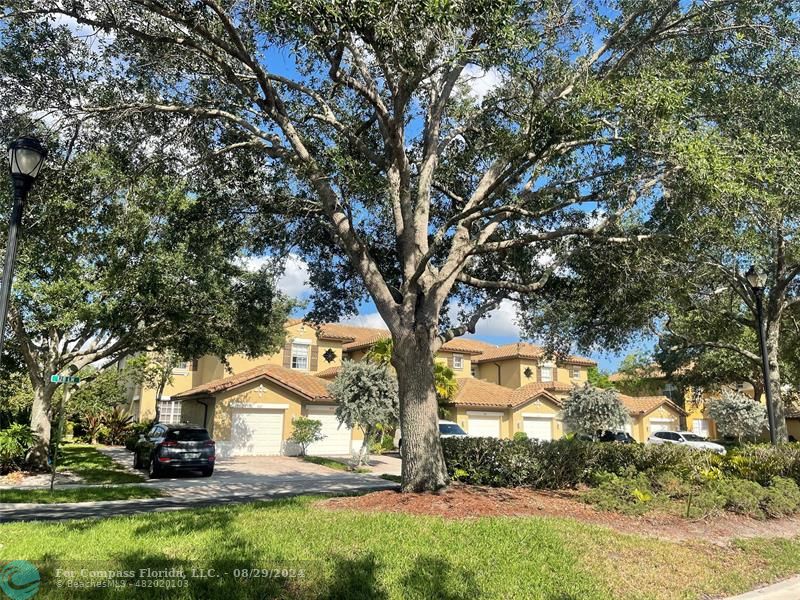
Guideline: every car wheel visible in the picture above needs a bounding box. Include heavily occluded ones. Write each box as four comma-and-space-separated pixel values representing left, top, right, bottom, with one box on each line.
201, 467, 214, 477
148, 458, 161, 479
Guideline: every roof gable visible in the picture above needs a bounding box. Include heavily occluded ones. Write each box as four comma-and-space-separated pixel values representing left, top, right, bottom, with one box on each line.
618, 394, 687, 417
173, 363, 332, 401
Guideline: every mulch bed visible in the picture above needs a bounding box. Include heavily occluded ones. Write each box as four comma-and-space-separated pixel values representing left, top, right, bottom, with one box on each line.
318, 483, 800, 544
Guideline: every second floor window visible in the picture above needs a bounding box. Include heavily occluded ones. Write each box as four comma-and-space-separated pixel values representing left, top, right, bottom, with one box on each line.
453, 354, 463, 370
570, 365, 581, 379
539, 363, 554, 383
173, 361, 188, 372
291, 342, 310, 370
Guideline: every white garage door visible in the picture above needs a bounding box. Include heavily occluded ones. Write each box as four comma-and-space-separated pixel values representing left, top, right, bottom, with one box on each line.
649, 419, 674, 434
468, 413, 502, 438
523, 416, 553, 441
692, 419, 710, 438
306, 406, 353, 456
231, 408, 284, 456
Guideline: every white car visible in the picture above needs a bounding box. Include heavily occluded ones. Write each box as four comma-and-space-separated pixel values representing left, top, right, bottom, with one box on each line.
394, 420, 468, 449
647, 430, 726, 455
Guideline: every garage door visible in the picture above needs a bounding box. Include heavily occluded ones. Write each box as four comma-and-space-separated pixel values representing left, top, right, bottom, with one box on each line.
305, 406, 353, 456
523, 416, 553, 441
231, 408, 284, 456
692, 419, 710, 438
649, 419, 674, 435
468, 413, 502, 438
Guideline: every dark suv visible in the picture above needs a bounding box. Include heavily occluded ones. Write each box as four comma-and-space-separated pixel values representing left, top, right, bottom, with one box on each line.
133, 424, 215, 478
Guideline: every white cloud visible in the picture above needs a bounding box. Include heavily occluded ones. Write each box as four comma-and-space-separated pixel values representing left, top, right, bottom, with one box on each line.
342, 312, 388, 330
241, 254, 311, 299
461, 65, 504, 103
277, 255, 311, 298
449, 299, 521, 340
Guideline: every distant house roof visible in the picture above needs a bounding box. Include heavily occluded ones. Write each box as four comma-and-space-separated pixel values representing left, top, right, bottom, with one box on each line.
173, 363, 332, 402
449, 378, 563, 409
618, 394, 687, 417
315, 366, 341, 379
470, 342, 596, 366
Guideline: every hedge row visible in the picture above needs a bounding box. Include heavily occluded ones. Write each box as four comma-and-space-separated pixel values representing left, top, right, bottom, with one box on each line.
441, 437, 800, 489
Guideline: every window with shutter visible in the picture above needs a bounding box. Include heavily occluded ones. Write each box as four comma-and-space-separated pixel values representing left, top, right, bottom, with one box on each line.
283, 342, 292, 368
309, 345, 319, 371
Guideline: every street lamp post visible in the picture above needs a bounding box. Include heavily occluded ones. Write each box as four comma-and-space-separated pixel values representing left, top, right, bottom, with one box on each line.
0, 137, 47, 361
745, 265, 778, 445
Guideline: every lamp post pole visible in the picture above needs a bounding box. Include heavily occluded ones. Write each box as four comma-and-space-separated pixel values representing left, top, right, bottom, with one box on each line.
746, 266, 778, 445
0, 179, 27, 361
1, 137, 47, 361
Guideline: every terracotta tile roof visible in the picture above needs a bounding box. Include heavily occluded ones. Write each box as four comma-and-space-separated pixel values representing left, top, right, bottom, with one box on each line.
450, 379, 564, 409
471, 342, 596, 366
173, 363, 332, 401
450, 378, 513, 407
618, 394, 687, 417
439, 338, 494, 355
513, 381, 576, 394
509, 383, 565, 407
315, 366, 341, 379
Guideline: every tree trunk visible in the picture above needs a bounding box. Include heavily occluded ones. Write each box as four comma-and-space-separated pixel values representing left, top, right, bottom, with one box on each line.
766, 327, 788, 442
357, 425, 373, 468
28, 383, 55, 471
393, 331, 449, 492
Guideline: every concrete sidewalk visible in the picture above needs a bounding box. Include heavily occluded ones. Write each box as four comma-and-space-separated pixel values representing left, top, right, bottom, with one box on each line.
726, 576, 800, 599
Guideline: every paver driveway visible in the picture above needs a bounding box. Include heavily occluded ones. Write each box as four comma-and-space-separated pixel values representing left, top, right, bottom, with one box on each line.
0, 452, 397, 523
146, 455, 396, 499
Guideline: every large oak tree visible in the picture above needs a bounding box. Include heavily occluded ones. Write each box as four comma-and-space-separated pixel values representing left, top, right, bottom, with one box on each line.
5, 0, 777, 488
519, 9, 800, 441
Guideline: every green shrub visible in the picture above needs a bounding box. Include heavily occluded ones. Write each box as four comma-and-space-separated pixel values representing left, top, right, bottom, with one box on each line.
762, 477, 800, 518
705, 478, 766, 518
722, 445, 800, 485
288, 417, 325, 457
442, 437, 800, 492
513, 431, 528, 441
652, 471, 693, 499
442, 437, 596, 489
0, 424, 37, 473
582, 472, 660, 515
124, 419, 156, 451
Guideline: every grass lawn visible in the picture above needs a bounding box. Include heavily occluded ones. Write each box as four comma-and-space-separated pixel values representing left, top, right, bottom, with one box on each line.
0, 486, 163, 504
301, 456, 372, 473
2, 496, 800, 599
301, 455, 350, 471
57, 443, 144, 484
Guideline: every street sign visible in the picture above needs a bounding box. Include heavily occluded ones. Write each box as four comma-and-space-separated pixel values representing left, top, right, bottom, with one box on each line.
50, 374, 80, 384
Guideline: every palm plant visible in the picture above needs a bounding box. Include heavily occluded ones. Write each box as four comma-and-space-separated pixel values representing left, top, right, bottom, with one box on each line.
365, 338, 393, 366
366, 338, 459, 417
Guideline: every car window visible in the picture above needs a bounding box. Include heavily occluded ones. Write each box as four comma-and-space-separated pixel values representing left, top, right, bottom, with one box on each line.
166, 428, 210, 441
681, 433, 706, 442
439, 423, 466, 435
654, 432, 668, 439
148, 426, 162, 438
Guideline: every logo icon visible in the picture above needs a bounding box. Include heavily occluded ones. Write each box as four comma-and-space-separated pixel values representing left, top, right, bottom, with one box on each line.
0, 561, 40, 600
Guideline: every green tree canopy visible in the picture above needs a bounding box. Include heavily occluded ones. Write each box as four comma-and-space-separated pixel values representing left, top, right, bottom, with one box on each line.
4, 0, 787, 487
708, 391, 768, 442
561, 384, 630, 439
330, 360, 399, 466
